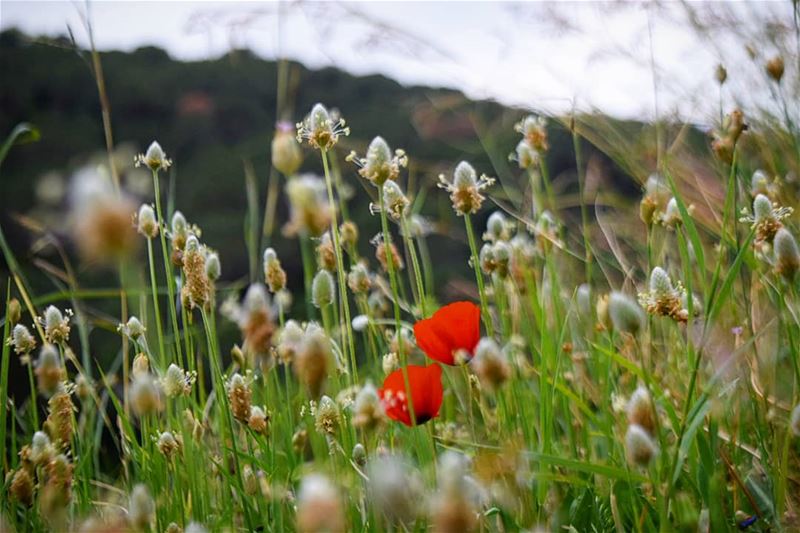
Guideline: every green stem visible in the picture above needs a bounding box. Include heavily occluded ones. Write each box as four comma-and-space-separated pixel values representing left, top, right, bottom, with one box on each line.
146, 238, 166, 370
320, 149, 358, 384
401, 216, 427, 318
464, 213, 494, 336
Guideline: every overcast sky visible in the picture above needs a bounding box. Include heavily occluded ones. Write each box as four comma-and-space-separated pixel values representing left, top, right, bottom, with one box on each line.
1, 1, 794, 122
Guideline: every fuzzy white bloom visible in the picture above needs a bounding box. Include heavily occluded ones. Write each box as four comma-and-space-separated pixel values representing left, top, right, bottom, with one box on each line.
312, 270, 335, 309
10, 324, 36, 355
205, 252, 221, 281
625, 424, 658, 467
137, 204, 158, 238
128, 484, 155, 531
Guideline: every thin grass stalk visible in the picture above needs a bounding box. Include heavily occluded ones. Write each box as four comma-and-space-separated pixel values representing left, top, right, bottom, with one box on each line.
464, 213, 494, 337
146, 238, 167, 370
401, 216, 427, 317
320, 148, 357, 383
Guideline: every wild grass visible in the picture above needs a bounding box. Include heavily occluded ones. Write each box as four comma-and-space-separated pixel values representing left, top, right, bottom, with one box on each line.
1, 10, 800, 533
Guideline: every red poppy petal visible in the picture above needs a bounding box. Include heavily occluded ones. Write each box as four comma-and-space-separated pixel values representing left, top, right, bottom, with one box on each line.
437, 301, 481, 353
380, 365, 443, 426
414, 319, 456, 365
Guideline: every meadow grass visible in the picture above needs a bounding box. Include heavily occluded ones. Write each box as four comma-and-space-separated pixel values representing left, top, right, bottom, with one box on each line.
1, 38, 800, 533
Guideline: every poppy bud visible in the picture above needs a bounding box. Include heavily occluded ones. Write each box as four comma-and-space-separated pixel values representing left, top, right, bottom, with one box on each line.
128, 484, 155, 531
625, 424, 658, 467
715, 64, 727, 85
765, 55, 784, 82
608, 292, 645, 335
137, 204, 158, 238
8, 298, 22, 325
774, 227, 800, 279
352, 443, 367, 466
312, 270, 335, 309
272, 122, 303, 176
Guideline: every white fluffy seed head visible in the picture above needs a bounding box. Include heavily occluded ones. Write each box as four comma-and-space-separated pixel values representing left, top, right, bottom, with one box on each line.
625, 424, 658, 467
753, 194, 773, 221
137, 204, 158, 238
312, 270, 335, 309
609, 291, 645, 335
205, 252, 221, 281
649, 267, 673, 295
129, 484, 155, 531
453, 161, 478, 189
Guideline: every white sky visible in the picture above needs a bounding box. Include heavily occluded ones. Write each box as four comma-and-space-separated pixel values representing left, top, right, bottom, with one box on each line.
0, 1, 794, 122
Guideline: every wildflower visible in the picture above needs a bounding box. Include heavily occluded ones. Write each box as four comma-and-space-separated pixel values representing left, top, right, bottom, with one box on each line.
347, 263, 372, 294
316, 232, 337, 271
161, 363, 195, 398
42, 305, 71, 345
660, 197, 684, 228
130, 373, 162, 417
339, 220, 359, 249
625, 424, 658, 467
135, 141, 172, 172
137, 204, 158, 238
765, 55, 784, 82
348, 136, 407, 186
403, 213, 433, 238
638, 267, 688, 323
352, 443, 367, 466
10, 467, 35, 506
380, 364, 443, 426
438, 161, 495, 216
132, 352, 149, 377
128, 484, 155, 531
311, 270, 335, 309
39, 453, 74, 523
9, 323, 36, 357
296, 474, 345, 533
35, 344, 65, 396
234, 284, 276, 362
120, 315, 146, 343
608, 291, 645, 335
711, 109, 747, 164
276, 320, 304, 365
44, 388, 75, 447
293, 428, 308, 453
248, 405, 270, 434
368, 455, 424, 526
296, 103, 349, 151
181, 235, 210, 309
432, 451, 479, 533
513, 139, 539, 170
414, 301, 481, 365
294, 323, 331, 397
774, 227, 800, 280
375, 236, 404, 272
227, 373, 253, 422
30, 431, 56, 465
263, 247, 288, 293
479, 241, 510, 278
791, 403, 800, 437
381, 180, 410, 220
156, 431, 182, 459
471, 338, 510, 392
284, 174, 332, 237
741, 194, 793, 245
205, 251, 221, 281
751, 170, 771, 197
8, 298, 21, 325
272, 121, 303, 176
170, 211, 189, 265
352, 381, 387, 432
639, 173, 671, 225
75, 374, 92, 401
70, 168, 138, 263
382, 352, 399, 375
515, 115, 549, 153
314, 395, 341, 436
484, 211, 512, 242
626, 386, 656, 434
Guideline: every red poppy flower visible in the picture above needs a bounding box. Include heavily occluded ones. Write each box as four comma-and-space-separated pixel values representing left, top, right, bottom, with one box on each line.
379, 364, 443, 426
413, 301, 481, 365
